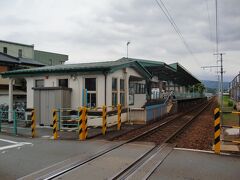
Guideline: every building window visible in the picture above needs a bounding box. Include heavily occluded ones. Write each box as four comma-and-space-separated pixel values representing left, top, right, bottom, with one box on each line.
58, 79, 68, 88
112, 78, 118, 107
120, 93, 125, 106
120, 79, 124, 91
120, 79, 125, 106
35, 79, 44, 87
112, 78, 117, 91
129, 82, 134, 105
131, 83, 146, 94
49, 59, 53, 66
85, 78, 96, 108
112, 93, 117, 107
3, 47, 7, 54
18, 49, 22, 58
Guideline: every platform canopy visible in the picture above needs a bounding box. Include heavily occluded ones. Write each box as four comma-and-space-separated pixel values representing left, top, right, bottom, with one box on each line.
118, 58, 200, 86
169, 63, 200, 86
117, 57, 176, 81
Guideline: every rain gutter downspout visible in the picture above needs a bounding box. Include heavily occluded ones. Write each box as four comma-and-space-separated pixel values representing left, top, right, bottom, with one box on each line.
103, 71, 107, 105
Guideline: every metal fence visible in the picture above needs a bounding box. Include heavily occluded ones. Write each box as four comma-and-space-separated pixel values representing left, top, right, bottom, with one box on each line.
0, 109, 35, 137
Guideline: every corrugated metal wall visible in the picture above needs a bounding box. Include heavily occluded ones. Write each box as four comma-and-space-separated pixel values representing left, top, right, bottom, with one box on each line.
34, 88, 71, 125
145, 104, 167, 122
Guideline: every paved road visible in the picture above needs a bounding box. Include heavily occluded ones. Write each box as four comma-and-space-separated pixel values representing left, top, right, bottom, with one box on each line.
1, 134, 240, 180
55, 143, 154, 180
0, 134, 120, 179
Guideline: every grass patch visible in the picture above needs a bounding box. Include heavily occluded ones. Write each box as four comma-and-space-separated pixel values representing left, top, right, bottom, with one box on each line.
222, 95, 239, 126
223, 95, 234, 107
222, 112, 240, 126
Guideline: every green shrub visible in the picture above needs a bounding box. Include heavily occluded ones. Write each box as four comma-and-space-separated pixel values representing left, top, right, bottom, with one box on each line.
228, 100, 233, 107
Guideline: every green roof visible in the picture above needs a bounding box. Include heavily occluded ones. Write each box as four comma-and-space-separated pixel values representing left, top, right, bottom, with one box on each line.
1, 57, 200, 86
1, 58, 152, 79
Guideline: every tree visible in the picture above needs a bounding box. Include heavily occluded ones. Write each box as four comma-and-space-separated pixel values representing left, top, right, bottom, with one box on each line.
189, 83, 206, 94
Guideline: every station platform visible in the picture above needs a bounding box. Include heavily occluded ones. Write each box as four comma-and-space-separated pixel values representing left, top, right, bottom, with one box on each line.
150, 148, 240, 180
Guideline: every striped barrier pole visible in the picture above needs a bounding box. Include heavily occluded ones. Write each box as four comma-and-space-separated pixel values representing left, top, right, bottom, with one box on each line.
31, 109, 36, 138
79, 107, 84, 140
117, 104, 122, 130
53, 109, 58, 140
214, 108, 221, 154
84, 107, 88, 140
57, 110, 61, 131
102, 105, 107, 135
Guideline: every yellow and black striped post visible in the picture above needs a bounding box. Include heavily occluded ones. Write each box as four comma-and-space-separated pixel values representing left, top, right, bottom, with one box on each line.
79, 107, 87, 140
31, 109, 36, 138
214, 108, 221, 154
83, 107, 88, 140
102, 105, 107, 135
117, 104, 122, 130
79, 107, 84, 140
53, 109, 58, 140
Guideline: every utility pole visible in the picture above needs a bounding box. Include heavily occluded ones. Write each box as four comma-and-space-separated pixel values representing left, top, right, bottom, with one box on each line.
201, 53, 225, 124
220, 53, 224, 117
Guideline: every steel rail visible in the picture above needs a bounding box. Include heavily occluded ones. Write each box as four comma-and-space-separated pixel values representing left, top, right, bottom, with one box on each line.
111, 98, 212, 142
143, 98, 214, 180
41, 98, 212, 180
110, 98, 214, 180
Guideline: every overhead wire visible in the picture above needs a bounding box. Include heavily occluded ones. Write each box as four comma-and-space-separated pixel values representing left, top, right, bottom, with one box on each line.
205, 0, 215, 57
154, 0, 201, 66
215, 0, 219, 57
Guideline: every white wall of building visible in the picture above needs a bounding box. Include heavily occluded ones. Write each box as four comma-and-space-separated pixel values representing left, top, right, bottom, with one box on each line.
25, 67, 145, 110
69, 76, 83, 108
23, 67, 146, 126
26, 78, 34, 108
131, 94, 146, 108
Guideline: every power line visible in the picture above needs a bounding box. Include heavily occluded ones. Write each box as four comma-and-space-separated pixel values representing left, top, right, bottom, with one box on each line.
154, 0, 201, 65
205, 0, 214, 55
215, 0, 219, 56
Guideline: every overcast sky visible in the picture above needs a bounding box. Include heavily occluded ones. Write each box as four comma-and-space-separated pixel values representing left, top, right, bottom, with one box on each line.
1, 0, 239, 81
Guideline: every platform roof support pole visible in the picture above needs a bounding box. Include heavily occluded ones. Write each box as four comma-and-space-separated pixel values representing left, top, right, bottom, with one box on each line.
125, 72, 129, 122
8, 78, 13, 122
159, 81, 163, 93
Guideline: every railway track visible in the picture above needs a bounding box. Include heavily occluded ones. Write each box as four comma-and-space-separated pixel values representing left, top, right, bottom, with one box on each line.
33, 98, 213, 180
111, 98, 212, 142
110, 98, 214, 180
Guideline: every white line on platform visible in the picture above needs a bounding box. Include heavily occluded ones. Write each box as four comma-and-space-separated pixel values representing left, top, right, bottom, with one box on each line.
41, 135, 51, 138
174, 147, 233, 156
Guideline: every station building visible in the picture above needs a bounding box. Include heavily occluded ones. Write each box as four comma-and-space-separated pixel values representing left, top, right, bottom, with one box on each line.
1, 57, 201, 126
